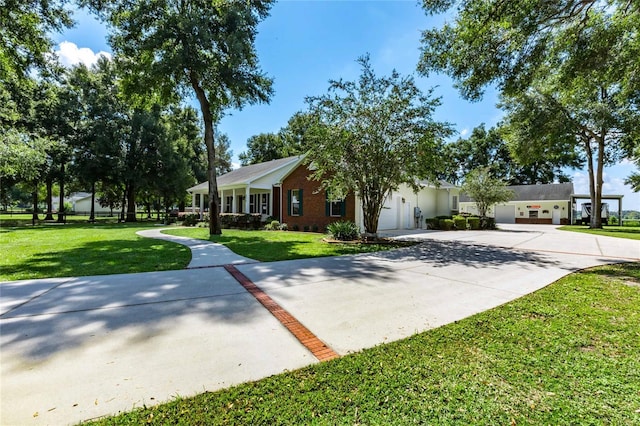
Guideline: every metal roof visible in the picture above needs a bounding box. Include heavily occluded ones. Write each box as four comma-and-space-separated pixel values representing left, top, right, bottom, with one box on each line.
460, 182, 575, 202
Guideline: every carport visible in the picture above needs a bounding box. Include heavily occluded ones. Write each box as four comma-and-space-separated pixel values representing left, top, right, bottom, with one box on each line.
570, 194, 623, 224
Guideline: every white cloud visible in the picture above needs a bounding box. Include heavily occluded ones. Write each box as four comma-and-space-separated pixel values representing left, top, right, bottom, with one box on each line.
459, 128, 469, 137
54, 41, 111, 68
571, 169, 640, 211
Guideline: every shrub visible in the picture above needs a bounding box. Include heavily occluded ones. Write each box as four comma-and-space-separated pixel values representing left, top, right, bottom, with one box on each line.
453, 216, 467, 230
292, 224, 300, 231
425, 218, 439, 230
303, 225, 310, 232
480, 217, 496, 230
264, 220, 280, 231
467, 217, 481, 230
219, 213, 262, 229
311, 224, 319, 233
280, 223, 288, 231
439, 219, 454, 231
623, 220, 640, 227
181, 214, 199, 227
327, 220, 360, 241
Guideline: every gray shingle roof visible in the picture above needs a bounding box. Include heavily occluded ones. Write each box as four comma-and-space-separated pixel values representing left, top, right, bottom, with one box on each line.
187, 156, 304, 192
460, 182, 574, 202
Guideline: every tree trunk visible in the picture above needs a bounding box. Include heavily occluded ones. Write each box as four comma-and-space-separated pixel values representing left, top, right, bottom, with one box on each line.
189, 71, 221, 235
120, 190, 126, 222
44, 178, 54, 220
57, 162, 65, 223
31, 186, 39, 225
126, 182, 137, 222
584, 139, 597, 228
593, 129, 606, 229
89, 181, 96, 222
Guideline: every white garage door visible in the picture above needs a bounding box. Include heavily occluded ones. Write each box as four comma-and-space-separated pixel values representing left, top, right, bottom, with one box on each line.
495, 205, 516, 224
378, 195, 400, 230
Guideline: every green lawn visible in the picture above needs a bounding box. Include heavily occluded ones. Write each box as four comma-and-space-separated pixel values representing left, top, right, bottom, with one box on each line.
0, 223, 190, 281
90, 263, 640, 425
164, 228, 409, 262
559, 225, 640, 240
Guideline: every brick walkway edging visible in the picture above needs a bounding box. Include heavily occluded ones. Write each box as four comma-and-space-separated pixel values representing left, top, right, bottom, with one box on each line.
223, 265, 340, 362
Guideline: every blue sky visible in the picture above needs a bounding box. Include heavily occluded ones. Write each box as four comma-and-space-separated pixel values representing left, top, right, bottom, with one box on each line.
53, 1, 639, 210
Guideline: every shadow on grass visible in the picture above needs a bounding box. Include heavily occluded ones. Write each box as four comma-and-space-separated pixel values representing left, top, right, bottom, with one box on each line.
1, 237, 190, 281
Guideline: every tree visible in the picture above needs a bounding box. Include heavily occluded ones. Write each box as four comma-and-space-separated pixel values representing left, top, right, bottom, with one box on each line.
239, 111, 316, 165
66, 59, 126, 222
0, 0, 72, 82
419, 0, 640, 228
238, 133, 283, 166
214, 130, 233, 176
305, 55, 452, 236
98, 0, 274, 234
441, 124, 576, 185
460, 167, 514, 228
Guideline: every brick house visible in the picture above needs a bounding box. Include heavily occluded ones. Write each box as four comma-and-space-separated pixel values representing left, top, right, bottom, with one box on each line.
187, 155, 459, 231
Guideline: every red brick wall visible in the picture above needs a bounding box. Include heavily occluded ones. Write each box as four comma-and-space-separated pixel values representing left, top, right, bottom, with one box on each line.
282, 165, 356, 232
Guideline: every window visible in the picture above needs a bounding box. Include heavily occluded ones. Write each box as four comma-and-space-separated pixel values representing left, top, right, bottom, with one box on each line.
238, 195, 245, 213
529, 210, 539, 218
452, 195, 458, 210
330, 201, 342, 217
249, 194, 257, 213
261, 193, 270, 214
224, 196, 233, 213
289, 189, 302, 216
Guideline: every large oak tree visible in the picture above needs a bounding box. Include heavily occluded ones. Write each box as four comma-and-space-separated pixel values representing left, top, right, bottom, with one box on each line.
97, 0, 274, 234
419, 0, 640, 227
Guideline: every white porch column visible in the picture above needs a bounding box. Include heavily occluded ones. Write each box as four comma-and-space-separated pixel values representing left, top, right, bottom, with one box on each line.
199, 193, 204, 219
220, 189, 224, 213
191, 192, 195, 214
232, 189, 236, 213
245, 186, 251, 213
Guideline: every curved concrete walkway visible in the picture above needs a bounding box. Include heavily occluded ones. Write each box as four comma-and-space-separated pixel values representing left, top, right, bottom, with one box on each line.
136, 228, 257, 268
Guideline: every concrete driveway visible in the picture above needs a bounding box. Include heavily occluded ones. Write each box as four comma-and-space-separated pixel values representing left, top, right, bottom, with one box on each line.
1, 225, 637, 424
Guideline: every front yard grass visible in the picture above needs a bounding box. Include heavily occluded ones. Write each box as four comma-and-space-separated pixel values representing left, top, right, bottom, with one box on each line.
164, 228, 410, 262
0, 223, 190, 281
91, 262, 640, 425
559, 225, 640, 240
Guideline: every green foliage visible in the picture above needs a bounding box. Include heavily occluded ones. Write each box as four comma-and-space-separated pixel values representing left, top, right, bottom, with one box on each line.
219, 213, 262, 230
453, 216, 467, 230
100, 0, 275, 234
425, 217, 439, 229
439, 218, 454, 231
181, 214, 199, 227
239, 111, 317, 165
305, 54, 452, 235
419, 0, 640, 229
467, 216, 480, 230
441, 124, 573, 185
461, 167, 514, 219
0, 0, 73, 81
264, 220, 281, 231
326, 220, 360, 241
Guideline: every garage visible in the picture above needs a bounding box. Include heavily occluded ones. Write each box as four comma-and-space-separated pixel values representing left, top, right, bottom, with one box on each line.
377, 195, 401, 230
494, 205, 516, 224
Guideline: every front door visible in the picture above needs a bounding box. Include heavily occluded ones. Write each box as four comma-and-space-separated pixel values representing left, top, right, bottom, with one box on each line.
552, 208, 561, 225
